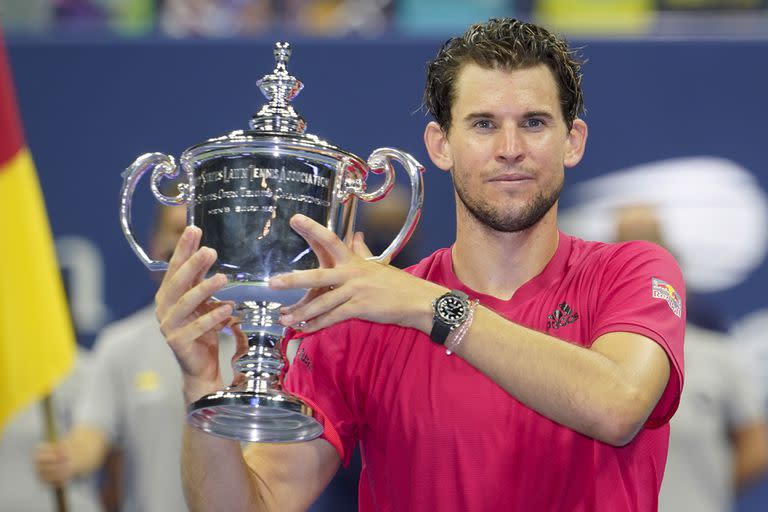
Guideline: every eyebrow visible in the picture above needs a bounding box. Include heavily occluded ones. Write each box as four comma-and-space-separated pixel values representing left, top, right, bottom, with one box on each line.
523, 110, 555, 120
462, 110, 556, 123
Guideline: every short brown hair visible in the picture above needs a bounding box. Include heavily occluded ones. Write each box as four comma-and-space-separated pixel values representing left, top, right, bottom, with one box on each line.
423, 18, 585, 132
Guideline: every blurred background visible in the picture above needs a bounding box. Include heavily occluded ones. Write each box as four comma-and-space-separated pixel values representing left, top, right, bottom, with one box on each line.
3, 1, 768, 511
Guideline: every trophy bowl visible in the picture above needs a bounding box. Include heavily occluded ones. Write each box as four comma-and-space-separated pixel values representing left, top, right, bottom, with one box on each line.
119, 42, 424, 443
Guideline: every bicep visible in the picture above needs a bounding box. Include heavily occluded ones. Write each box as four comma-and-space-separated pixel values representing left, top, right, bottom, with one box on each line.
591, 331, 672, 419
243, 438, 341, 512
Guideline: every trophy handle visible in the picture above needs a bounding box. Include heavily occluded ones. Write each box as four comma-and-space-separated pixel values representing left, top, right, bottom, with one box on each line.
358, 148, 425, 264
120, 152, 189, 271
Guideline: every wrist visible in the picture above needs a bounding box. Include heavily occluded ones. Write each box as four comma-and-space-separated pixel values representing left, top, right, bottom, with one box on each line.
183, 378, 223, 406
410, 285, 450, 334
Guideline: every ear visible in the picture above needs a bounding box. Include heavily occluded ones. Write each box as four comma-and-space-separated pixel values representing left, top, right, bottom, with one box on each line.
564, 118, 588, 169
423, 121, 453, 172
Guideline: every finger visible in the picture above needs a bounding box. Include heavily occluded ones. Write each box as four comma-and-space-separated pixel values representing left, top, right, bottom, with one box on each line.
299, 223, 337, 269
230, 323, 250, 364
297, 302, 355, 333
197, 300, 238, 330
269, 268, 339, 291
164, 302, 233, 353
166, 226, 202, 279
279, 287, 350, 327
351, 232, 375, 259
34, 447, 60, 466
309, 229, 336, 268
290, 214, 353, 264
278, 288, 321, 315
156, 247, 219, 317
163, 277, 230, 337
290, 214, 335, 268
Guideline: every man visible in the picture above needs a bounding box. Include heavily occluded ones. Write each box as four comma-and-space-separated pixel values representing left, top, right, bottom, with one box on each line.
155, 18, 685, 511
35, 204, 235, 512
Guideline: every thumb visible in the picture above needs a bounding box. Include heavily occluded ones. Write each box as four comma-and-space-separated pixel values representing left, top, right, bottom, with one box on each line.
351, 232, 375, 259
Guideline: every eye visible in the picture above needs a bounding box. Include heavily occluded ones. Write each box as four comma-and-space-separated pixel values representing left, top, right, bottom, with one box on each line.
473, 119, 495, 130
523, 118, 546, 129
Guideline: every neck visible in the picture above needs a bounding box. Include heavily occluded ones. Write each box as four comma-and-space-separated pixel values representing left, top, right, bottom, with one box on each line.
452, 204, 560, 300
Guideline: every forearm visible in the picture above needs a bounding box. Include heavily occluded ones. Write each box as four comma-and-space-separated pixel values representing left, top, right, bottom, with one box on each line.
182, 425, 267, 512
65, 425, 109, 476
449, 307, 667, 445
732, 422, 768, 490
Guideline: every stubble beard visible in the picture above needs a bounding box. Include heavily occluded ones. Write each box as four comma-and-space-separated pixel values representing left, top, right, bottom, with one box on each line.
453, 173, 563, 233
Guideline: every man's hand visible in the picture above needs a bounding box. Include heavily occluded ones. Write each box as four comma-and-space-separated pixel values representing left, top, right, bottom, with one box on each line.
35, 441, 75, 486
269, 214, 444, 334
154, 226, 239, 404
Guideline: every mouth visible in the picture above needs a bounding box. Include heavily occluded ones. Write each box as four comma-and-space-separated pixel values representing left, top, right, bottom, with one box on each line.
488, 173, 534, 183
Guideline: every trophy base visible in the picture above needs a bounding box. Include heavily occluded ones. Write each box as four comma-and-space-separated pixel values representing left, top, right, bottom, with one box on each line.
187, 388, 323, 443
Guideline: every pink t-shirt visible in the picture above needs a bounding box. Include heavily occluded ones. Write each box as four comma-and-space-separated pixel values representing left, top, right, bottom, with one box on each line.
284, 232, 686, 511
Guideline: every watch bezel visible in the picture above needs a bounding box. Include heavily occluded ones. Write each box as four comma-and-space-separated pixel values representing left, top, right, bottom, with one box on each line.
435, 294, 469, 325
430, 290, 470, 345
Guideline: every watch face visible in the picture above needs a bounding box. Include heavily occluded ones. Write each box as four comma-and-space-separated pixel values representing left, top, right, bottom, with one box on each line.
437, 295, 468, 324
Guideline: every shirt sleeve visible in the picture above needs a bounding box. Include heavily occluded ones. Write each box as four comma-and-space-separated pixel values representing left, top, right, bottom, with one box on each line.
283, 320, 373, 467
73, 330, 121, 443
591, 241, 686, 427
724, 345, 766, 428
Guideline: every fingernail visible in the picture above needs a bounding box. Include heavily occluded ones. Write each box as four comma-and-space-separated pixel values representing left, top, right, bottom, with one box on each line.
184, 226, 201, 240
291, 214, 309, 229
269, 275, 285, 288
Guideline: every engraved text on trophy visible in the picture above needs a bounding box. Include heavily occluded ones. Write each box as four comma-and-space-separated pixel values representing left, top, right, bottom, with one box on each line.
193, 156, 334, 281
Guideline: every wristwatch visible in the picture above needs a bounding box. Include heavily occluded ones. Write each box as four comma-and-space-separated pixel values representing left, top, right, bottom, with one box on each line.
430, 290, 470, 345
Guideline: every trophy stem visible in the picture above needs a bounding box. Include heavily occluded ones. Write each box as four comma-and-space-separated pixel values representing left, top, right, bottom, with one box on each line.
186, 302, 323, 443
234, 331, 285, 392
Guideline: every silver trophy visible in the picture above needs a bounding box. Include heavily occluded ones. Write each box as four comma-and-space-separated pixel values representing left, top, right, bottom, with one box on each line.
119, 42, 424, 443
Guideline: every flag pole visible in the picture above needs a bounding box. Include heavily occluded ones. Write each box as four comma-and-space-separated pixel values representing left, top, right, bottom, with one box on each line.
41, 394, 69, 512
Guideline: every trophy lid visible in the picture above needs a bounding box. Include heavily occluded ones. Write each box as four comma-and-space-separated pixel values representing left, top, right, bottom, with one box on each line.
183, 40, 362, 167
249, 42, 307, 134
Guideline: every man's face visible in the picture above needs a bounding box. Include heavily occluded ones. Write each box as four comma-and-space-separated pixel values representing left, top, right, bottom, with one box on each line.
151, 205, 188, 261
427, 63, 586, 233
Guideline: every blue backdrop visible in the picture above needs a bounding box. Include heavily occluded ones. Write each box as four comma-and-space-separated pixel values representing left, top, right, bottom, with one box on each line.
7, 35, 768, 510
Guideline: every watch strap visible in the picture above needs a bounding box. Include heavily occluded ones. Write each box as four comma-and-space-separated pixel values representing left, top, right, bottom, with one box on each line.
430, 320, 453, 345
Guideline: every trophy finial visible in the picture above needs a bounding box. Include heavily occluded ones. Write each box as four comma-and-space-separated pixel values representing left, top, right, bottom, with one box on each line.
251, 41, 306, 134
274, 42, 291, 72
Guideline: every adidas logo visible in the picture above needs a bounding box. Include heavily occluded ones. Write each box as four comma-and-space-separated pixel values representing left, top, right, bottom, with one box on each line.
547, 302, 579, 329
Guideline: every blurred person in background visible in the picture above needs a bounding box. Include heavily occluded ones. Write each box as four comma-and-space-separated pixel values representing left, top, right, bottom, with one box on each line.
283, 0, 393, 36
0, 352, 101, 512
358, 184, 422, 269
395, 0, 516, 35
614, 203, 768, 512
160, 0, 274, 37
35, 204, 236, 512
159, 0, 393, 38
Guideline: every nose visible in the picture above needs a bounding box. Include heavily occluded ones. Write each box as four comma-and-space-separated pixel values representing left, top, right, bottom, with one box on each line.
495, 125, 525, 165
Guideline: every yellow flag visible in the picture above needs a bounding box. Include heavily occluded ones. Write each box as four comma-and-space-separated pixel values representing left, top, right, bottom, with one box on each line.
0, 31, 76, 433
